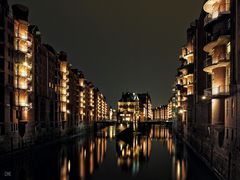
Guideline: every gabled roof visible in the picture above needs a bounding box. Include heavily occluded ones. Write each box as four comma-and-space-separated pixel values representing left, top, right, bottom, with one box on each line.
119, 92, 139, 102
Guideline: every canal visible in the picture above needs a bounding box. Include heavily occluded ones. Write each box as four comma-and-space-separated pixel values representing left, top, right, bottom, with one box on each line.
0, 124, 218, 180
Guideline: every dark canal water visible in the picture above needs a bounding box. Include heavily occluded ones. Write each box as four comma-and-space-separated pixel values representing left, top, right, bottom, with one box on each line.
0, 125, 218, 180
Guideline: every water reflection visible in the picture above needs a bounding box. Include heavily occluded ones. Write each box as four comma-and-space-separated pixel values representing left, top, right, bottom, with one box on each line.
116, 135, 151, 174
0, 125, 217, 180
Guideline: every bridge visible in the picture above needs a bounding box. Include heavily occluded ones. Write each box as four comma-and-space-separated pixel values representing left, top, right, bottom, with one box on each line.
93, 119, 174, 139
94, 119, 173, 128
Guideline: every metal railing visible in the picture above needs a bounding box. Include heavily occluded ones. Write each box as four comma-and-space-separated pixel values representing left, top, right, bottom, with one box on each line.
204, 85, 230, 97
204, 55, 230, 68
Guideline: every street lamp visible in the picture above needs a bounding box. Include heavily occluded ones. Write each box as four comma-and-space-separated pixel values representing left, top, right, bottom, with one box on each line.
202, 96, 207, 100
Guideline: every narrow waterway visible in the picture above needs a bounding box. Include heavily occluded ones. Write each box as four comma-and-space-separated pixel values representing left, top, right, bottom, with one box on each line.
0, 125, 218, 180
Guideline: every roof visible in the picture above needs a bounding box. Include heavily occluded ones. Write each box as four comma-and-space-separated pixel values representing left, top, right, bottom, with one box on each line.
58, 51, 68, 61
29, 25, 40, 35
119, 92, 139, 102
43, 44, 57, 55
12, 4, 29, 21
137, 93, 151, 103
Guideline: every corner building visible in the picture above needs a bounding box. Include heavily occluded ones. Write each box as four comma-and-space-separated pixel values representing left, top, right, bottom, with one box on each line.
174, 1, 240, 179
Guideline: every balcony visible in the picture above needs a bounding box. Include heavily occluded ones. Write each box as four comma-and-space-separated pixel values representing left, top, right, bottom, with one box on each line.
203, 0, 230, 22
26, 49, 33, 58
204, 7, 230, 27
15, 78, 28, 90
204, 35, 230, 53
203, 56, 230, 73
183, 81, 194, 88
178, 62, 194, 74
204, 85, 230, 98
183, 52, 193, 59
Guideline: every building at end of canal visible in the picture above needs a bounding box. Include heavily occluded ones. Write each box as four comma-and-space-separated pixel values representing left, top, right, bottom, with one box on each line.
117, 92, 153, 122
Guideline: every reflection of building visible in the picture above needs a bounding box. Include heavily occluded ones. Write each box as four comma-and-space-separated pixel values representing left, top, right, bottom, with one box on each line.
116, 135, 151, 174
79, 137, 107, 179
138, 93, 153, 121
116, 125, 174, 175
171, 139, 187, 180
59, 135, 108, 180
117, 92, 140, 121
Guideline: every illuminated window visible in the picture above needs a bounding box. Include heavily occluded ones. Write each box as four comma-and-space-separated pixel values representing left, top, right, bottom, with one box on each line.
226, 42, 231, 59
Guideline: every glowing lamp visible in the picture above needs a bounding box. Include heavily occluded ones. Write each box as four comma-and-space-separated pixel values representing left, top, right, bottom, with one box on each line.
179, 109, 184, 114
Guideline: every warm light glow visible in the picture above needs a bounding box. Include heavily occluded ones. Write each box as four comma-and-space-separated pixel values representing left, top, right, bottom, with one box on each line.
202, 96, 207, 100
179, 109, 184, 114
68, 160, 71, 172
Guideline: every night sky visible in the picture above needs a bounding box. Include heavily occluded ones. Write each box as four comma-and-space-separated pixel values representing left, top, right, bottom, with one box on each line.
10, 0, 205, 108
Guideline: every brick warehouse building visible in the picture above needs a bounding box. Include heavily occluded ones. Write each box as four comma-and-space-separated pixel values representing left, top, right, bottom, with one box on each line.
0, 1, 110, 152
173, 0, 240, 179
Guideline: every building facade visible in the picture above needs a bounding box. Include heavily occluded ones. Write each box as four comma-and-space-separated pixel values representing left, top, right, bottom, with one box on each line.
117, 92, 140, 121
173, 0, 240, 179
85, 82, 95, 122
118, 92, 154, 122
0, 1, 16, 151
138, 93, 153, 121
94, 89, 109, 121
34, 43, 60, 137
0, 0, 110, 153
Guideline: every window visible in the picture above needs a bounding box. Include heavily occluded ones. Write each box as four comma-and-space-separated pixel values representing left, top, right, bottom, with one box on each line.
226, 42, 231, 59
8, 34, 11, 43
226, 100, 228, 117
8, 61, 10, 70
0, 58, 4, 71
0, 125, 5, 135
0, 44, 4, 56
227, 19, 231, 30
8, 74, 13, 84
8, 48, 11, 57
231, 129, 234, 141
